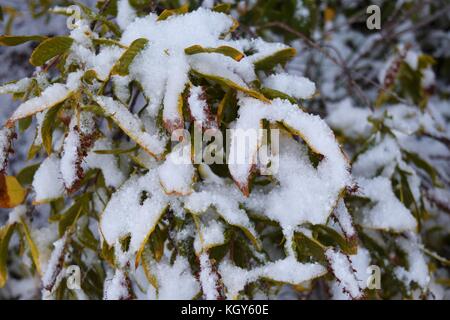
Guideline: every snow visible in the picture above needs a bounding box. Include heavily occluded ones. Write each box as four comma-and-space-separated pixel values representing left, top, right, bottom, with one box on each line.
116, 0, 137, 30
331, 247, 371, 300
32, 155, 65, 203
188, 85, 217, 128
194, 220, 226, 254
233, 98, 350, 230
263, 73, 316, 99
95, 95, 166, 157
0, 127, 13, 171
100, 170, 169, 253
86, 138, 126, 188
0, 78, 31, 95
158, 141, 194, 195
7, 71, 82, 126
104, 270, 130, 300
122, 8, 236, 123
185, 183, 258, 243
199, 252, 220, 300
394, 234, 430, 290
326, 248, 363, 299
149, 256, 200, 300
41, 235, 67, 294
8, 205, 27, 224
326, 98, 372, 137
219, 256, 327, 299
334, 199, 356, 239
357, 177, 417, 232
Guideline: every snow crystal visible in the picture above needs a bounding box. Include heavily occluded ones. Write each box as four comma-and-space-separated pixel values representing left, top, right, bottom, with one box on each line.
263, 73, 316, 99
0, 78, 31, 95
116, 0, 137, 30
194, 220, 226, 254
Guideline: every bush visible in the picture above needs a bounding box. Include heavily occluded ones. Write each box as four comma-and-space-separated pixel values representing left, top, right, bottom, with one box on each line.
0, 0, 448, 300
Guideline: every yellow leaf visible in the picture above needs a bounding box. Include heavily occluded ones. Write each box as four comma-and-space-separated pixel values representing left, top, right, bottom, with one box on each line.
157, 3, 189, 21
19, 217, 41, 275
0, 174, 27, 208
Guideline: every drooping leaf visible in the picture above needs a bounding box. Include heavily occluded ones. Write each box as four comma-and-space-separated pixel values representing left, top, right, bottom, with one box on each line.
41, 103, 62, 155
18, 218, 41, 275
0, 223, 16, 287
29, 36, 73, 67
157, 4, 189, 21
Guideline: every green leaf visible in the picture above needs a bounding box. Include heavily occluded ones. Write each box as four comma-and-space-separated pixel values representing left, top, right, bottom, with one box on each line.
59, 193, 91, 236
312, 224, 357, 255
29, 36, 73, 67
260, 87, 297, 104
254, 47, 296, 71
0, 35, 47, 46
92, 38, 127, 49
157, 3, 189, 21
16, 163, 40, 186
294, 231, 327, 264
213, 3, 231, 13
192, 69, 269, 103
41, 103, 62, 155
111, 38, 148, 76
18, 116, 32, 132
0, 223, 16, 287
185, 45, 244, 61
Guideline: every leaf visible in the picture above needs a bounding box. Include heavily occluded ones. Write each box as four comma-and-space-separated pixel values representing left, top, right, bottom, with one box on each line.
59, 193, 90, 236
260, 87, 297, 104
92, 38, 127, 49
192, 70, 269, 103
0, 174, 27, 208
41, 103, 62, 155
19, 218, 41, 275
217, 89, 237, 126
254, 47, 296, 71
0, 35, 47, 46
213, 3, 231, 13
185, 45, 244, 61
18, 116, 32, 132
404, 150, 442, 187
16, 163, 40, 186
157, 3, 189, 21
111, 38, 148, 76
0, 223, 16, 287
295, 231, 327, 264
312, 225, 357, 255
29, 36, 73, 67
